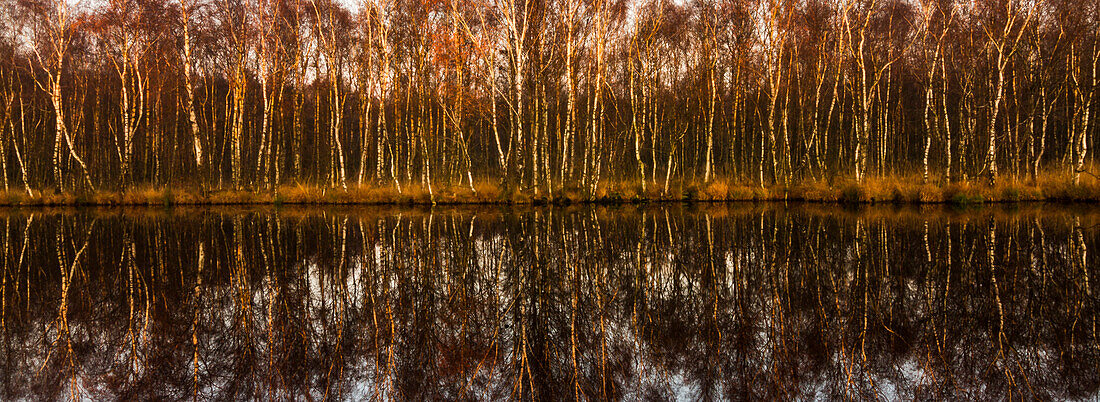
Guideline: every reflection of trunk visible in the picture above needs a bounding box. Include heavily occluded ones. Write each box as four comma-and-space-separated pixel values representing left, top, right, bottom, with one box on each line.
9, 205, 1100, 398
1074, 217, 1090, 298
988, 217, 1008, 370
54, 219, 93, 399
856, 219, 868, 362
923, 220, 931, 266
9, 214, 33, 328
191, 240, 203, 397
123, 227, 148, 373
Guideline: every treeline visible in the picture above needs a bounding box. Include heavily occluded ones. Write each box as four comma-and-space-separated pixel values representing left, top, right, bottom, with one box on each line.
0, 0, 1096, 194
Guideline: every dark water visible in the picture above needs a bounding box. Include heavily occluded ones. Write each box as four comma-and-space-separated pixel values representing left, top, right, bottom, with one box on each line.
0, 204, 1097, 400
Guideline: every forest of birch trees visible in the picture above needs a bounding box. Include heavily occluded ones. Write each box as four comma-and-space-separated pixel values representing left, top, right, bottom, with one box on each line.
0, 0, 1096, 193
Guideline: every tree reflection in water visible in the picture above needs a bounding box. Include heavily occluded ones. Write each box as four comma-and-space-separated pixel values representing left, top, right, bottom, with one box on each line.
0, 204, 1095, 400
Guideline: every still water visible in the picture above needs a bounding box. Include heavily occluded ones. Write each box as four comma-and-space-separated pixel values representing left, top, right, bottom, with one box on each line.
0, 203, 1096, 400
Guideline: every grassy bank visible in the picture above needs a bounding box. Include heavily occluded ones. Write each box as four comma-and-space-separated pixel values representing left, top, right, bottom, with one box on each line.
1, 172, 1098, 206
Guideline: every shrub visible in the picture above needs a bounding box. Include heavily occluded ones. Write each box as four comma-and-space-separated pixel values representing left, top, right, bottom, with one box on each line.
950, 192, 984, 205
840, 184, 865, 203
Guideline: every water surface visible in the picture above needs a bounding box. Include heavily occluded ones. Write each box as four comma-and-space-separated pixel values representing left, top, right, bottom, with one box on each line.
0, 204, 1097, 400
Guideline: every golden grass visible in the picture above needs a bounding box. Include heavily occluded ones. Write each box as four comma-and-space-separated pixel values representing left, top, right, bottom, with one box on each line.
0, 170, 1095, 206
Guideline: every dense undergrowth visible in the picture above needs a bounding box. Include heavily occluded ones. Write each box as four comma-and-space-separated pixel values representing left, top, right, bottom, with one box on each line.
0, 169, 1097, 206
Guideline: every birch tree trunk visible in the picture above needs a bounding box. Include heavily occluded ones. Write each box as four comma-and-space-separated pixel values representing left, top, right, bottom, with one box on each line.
181, 1, 205, 181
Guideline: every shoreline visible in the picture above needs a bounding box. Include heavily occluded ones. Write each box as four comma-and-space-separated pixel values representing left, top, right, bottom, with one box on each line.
1, 175, 1098, 206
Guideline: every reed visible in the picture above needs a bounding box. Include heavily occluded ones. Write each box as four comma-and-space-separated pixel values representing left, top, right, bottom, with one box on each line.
0, 171, 1095, 206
